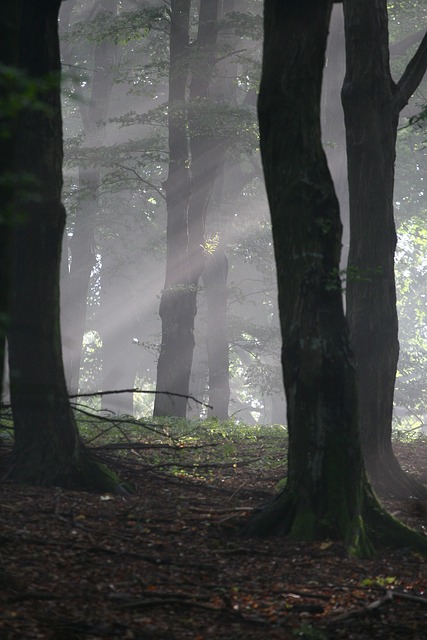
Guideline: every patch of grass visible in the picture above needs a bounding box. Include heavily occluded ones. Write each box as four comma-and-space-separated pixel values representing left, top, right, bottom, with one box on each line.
72, 411, 288, 480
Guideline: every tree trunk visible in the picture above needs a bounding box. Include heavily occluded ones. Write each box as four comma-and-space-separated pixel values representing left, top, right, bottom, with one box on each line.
342, 0, 427, 499
154, 0, 221, 417
246, 0, 427, 556
7, 0, 122, 492
154, 0, 192, 417
0, 4, 21, 401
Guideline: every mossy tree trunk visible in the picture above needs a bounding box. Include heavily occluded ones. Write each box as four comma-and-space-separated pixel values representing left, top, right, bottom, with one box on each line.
342, 0, 427, 499
247, 0, 427, 556
7, 0, 121, 492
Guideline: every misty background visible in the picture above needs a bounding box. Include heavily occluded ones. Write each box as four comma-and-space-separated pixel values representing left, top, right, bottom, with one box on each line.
4, 1, 426, 431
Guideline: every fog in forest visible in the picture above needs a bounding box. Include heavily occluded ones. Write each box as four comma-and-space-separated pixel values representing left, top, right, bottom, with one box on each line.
8, 1, 425, 432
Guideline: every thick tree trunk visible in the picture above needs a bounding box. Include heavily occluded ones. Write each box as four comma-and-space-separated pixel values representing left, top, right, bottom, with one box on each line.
7, 0, 122, 492
342, 0, 427, 499
246, 0, 427, 556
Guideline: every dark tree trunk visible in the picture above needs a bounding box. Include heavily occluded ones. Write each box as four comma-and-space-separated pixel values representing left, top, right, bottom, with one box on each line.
187, 0, 222, 282
154, 0, 221, 417
60, 0, 117, 397
0, 4, 21, 401
154, 0, 192, 417
7, 0, 122, 492
203, 250, 230, 419
342, 0, 427, 499
246, 0, 427, 556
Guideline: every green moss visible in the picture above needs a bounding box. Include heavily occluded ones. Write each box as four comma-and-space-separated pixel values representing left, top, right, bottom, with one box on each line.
345, 515, 374, 557
76, 452, 131, 493
290, 508, 316, 540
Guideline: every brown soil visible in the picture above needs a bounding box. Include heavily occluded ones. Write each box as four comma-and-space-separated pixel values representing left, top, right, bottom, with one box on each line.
0, 440, 426, 639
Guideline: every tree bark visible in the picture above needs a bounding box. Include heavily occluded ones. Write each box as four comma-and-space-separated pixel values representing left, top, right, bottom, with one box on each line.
246, 0, 427, 556
7, 0, 122, 491
153, 0, 192, 417
342, 0, 427, 499
0, 4, 20, 402
154, 0, 221, 417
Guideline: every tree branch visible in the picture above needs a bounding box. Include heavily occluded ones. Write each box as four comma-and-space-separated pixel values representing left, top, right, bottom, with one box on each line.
113, 164, 166, 200
394, 29, 427, 113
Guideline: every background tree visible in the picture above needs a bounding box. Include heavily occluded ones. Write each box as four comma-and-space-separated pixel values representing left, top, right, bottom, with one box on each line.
154, 0, 222, 417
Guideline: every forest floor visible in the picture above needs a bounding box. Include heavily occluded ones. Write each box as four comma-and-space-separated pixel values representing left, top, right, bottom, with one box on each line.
0, 418, 426, 640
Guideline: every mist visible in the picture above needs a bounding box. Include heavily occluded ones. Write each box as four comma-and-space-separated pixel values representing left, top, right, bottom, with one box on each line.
51, 0, 427, 434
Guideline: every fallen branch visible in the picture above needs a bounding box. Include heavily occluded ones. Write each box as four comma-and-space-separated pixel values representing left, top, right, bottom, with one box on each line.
329, 589, 427, 623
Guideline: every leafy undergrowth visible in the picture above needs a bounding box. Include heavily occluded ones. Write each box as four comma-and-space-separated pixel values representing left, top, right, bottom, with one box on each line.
0, 411, 426, 639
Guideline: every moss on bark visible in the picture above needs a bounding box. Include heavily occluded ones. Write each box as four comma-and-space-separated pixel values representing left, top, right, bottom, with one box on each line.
246, 482, 427, 557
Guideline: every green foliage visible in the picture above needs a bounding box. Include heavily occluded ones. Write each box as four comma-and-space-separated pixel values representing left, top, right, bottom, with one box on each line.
394, 218, 427, 423
49, 412, 287, 481
360, 575, 398, 588
0, 64, 56, 127
220, 11, 263, 41
65, 7, 168, 46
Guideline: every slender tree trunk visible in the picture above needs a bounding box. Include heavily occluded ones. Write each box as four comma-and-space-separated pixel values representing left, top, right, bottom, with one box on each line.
7, 0, 122, 492
154, 0, 192, 417
342, 0, 427, 499
246, 0, 427, 556
154, 0, 221, 417
187, 0, 221, 281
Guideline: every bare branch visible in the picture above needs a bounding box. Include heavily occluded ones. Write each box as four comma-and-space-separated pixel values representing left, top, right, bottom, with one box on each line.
69, 387, 211, 408
113, 164, 166, 200
394, 29, 427, 113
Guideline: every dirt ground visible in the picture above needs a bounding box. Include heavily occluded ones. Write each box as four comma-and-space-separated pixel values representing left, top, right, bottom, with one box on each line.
0, 439, 426, 640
